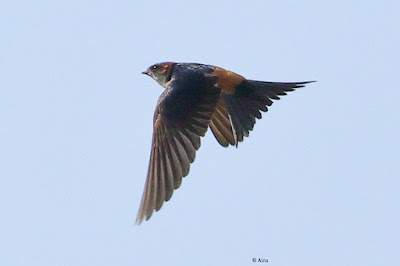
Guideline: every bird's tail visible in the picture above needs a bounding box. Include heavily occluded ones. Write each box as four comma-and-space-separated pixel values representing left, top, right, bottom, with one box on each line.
211, 80, 315, 146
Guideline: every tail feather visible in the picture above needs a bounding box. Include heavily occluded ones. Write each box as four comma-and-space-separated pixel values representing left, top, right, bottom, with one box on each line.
216, 80, 315, 146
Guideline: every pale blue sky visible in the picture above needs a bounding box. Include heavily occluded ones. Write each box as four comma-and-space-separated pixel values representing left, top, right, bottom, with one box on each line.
1, 0, 399, 265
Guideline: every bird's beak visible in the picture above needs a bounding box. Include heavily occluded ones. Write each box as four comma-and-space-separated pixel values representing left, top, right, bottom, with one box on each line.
142, 70, 149, 75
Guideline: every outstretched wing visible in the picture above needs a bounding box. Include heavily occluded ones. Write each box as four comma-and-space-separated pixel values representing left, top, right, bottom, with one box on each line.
210, 80, 315, 147
136, 75, 220, 224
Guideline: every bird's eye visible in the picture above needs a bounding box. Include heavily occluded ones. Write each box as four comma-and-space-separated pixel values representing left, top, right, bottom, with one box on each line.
152, 65, 159, 70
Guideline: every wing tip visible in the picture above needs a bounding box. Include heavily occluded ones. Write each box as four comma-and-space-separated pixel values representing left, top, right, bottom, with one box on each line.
135, 209, 153, 225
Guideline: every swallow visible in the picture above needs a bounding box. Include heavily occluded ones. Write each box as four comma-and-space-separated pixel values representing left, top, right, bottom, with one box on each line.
137, 62, 315, 224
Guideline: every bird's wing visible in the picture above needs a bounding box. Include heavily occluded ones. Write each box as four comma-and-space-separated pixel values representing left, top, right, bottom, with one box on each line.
209, 98, 237, 147
136, 80, 220, 224
210, 80, 315, 147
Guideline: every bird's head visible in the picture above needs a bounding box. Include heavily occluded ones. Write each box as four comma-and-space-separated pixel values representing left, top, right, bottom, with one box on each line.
142, 62, 176, 88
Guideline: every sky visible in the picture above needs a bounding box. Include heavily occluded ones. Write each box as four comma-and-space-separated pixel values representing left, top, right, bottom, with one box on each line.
1, 0, 399, 265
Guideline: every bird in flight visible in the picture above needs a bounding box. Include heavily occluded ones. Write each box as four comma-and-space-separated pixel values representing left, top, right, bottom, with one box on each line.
137, 62, 314, 224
